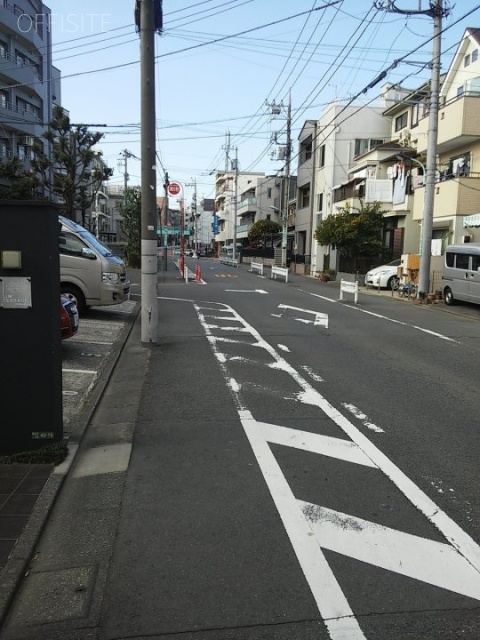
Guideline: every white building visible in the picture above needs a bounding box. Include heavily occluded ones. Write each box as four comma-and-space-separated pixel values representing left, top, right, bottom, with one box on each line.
306, 102, 392, 275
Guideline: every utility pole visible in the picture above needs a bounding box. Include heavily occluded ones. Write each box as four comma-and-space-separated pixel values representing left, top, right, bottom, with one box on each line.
267, 93, 292, 267
186, 179, 198, 252
136, 0, 163, 343
162, 171, 169, 271
374, 0, 451, 299
283, 91, 292, 269
118, 149, 138, 206
233, 148, 238, 262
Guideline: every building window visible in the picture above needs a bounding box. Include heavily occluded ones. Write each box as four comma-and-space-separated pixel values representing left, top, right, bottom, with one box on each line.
472, 49, 478, 63
266, 213, 271, 221
457, 85, 464, 97
464, 54, 471, 67
395, 112, 408, 132
298, 185, 310, 209
0, 90, 8, 108
299, 135, 312, 164
411, 99, 428, 126
318, 144, 325, 168
354, 138, 384, 157
267, 187, 272, 198
317, 193, 323, 212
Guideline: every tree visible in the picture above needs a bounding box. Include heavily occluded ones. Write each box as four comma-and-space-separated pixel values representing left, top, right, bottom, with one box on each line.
0, 157, 43, 200
31, 105, 113, 220
247, 219, 282, 247
119, 188, 141, 268
314, 200, 386, 271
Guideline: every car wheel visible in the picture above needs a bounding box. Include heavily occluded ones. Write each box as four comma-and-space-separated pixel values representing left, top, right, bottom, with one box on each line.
387, 276, 400, 290
61, 284, 86, 315
444, 287, 455, 306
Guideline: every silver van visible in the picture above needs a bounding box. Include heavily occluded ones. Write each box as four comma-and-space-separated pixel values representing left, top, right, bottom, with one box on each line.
59, 216, 130, 314
442, 243, 480, 306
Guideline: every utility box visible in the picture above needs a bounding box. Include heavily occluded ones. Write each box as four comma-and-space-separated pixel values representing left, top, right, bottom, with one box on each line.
399, 253, 420, 283
0, 201, 63, 454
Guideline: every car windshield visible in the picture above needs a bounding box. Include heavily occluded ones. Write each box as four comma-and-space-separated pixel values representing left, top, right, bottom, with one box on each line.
78, 230, 114, 257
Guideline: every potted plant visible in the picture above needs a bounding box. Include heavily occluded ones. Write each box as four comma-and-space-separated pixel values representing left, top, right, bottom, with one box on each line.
318, 267, 336, 282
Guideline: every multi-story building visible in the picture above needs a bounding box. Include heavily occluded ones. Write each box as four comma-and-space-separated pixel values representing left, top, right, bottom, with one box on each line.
0, 0, 59, 179
413, 28, 480, 250
308, 27, 480, 284
303, 102, 391, 275
214, 170, 264, 252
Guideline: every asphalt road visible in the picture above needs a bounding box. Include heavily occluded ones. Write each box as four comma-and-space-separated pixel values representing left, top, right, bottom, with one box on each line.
2, 258, 480, 640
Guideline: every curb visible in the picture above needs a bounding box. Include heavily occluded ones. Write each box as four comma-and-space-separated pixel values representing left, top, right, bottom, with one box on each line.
0, 301, 141, 627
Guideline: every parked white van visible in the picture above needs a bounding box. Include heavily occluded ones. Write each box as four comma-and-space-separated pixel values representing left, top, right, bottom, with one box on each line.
442, 243, 480, 306
59, 216, 130, 314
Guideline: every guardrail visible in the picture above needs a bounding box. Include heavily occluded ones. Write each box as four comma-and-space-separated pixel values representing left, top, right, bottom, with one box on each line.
271, 266, 289, 282
250, 261, 264, 276
339, 279, 359, 303
220, 257, 238, 267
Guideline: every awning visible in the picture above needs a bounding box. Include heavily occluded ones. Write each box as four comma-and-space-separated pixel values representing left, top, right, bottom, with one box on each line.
463, 213, 480, 227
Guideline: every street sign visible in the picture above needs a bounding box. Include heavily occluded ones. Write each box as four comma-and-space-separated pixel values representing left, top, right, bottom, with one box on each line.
167, 181, 182, 197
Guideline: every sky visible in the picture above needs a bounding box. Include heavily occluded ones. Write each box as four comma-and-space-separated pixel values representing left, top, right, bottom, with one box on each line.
43, 0, 480, 203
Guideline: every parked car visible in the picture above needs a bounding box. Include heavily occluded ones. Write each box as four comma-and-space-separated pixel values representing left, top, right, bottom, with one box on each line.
61, 295, 79, 340
365, 259, 401, 290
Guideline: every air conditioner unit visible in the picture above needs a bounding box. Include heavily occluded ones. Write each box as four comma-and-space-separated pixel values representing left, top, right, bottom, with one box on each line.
21, 136, 34, 146
462, 235, 472, 243
398, 129, 411, 147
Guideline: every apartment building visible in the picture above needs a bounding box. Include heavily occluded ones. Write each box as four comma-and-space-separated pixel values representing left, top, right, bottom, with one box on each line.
0, 0, 59, 176
214, 170, 264, 252
304, 102, 391, 275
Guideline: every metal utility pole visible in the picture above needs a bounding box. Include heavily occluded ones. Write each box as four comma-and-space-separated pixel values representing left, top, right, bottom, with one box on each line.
374, 0, 451, 299
136, 0, 163, 343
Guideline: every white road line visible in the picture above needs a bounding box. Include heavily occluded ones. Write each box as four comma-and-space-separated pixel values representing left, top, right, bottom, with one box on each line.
277, 344, 291, 352
305, 291, 458, 342
256, 421, 377, 467
342, 403, 384, 433
301, 502, 480, 600
300, 365, 324, 382
278, 304, 329, 328
240, 410, 366, 639
194, 299, 480, 639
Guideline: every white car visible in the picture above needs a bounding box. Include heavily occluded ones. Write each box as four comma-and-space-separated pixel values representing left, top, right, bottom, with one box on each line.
365, 259, 401, 289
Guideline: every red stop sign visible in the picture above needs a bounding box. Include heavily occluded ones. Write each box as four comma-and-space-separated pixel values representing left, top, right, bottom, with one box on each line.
167, 181, 181, 196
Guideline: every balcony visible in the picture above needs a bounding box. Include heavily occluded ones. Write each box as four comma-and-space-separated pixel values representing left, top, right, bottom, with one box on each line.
415, 94, 480, 154
412, 175, 480, 221
237, 196, 257, 216
0, 57, 41, 87
236, 222, 253, 238
0, 3, 45, 48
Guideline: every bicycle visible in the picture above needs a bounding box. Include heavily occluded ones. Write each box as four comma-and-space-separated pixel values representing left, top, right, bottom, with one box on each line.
398, 281, 417, 298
